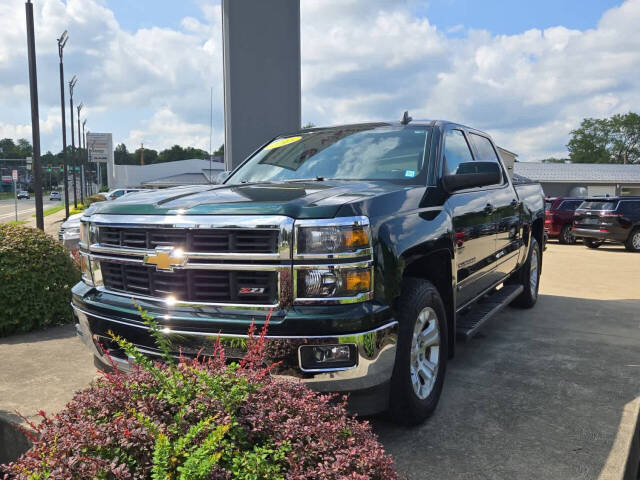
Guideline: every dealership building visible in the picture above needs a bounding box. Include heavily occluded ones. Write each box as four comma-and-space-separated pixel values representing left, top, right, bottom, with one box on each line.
513, 162, 640, 198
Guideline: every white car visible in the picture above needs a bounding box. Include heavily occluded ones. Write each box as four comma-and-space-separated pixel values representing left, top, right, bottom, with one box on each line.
49, 191, 62, 201
103, 188, 146, 201
58, 213, 83, 252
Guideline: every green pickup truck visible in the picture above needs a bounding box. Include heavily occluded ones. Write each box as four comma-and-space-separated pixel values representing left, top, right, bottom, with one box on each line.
73, 119, 545, 424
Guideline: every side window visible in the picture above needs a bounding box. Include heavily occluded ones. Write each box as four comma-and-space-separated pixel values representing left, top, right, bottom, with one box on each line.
620, 201, 640, 216
443, 129, 474, 175
468, 133, 500, 163
559, 200, 581, 211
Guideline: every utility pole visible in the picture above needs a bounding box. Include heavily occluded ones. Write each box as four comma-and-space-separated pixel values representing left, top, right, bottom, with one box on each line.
82, 119, 89, 196
69, 75, 77, 208
25, 0, 44, 230
77, 102, 84, 204
57, 30, 70, 219
140, 143, 144, 166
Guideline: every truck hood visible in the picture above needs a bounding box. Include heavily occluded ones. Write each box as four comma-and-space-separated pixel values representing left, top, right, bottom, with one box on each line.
88, 181, 407, 219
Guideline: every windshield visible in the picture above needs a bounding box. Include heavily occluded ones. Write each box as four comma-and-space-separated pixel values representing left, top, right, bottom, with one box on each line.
227, 125, 431, 184
579, 200, 618, 210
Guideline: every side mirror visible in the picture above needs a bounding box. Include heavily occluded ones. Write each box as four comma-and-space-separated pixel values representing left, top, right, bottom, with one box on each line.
442, 161, 501, 193
214, 170, 231, 184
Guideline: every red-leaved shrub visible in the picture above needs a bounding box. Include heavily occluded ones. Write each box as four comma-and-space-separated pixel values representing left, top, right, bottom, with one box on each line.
1, 309, 396, 480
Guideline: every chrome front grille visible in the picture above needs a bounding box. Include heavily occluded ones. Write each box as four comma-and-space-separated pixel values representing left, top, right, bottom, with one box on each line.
82, 215, 294, 307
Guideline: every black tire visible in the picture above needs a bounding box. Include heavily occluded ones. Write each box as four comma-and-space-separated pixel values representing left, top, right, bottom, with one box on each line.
584, 238, 603, 249
390, 278, 448, 426
624, 228, 640, 252
558, 225, 576, 245
510, 237, 541, 309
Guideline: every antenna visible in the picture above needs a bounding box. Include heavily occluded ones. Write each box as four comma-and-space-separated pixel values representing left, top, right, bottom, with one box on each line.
209, 86, 213, 184
401, 111, 412, 125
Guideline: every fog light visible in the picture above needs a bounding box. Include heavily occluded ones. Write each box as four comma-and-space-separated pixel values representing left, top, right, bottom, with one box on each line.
299, 344, 357, 371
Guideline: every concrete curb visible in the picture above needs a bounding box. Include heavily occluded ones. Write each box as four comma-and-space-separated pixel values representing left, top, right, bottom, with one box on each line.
0, 413, 32, 466
599, 397, 640, 480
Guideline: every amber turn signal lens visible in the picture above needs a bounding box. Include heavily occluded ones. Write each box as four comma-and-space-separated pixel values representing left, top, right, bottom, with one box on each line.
344, 269, 371, 292
342, 228, 369, 249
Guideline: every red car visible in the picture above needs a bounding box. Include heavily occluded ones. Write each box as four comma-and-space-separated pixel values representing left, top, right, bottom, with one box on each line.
545, 197, 584, 244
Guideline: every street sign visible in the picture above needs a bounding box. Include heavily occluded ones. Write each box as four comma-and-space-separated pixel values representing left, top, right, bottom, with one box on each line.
26, 156, 32, 171
86, 133, 113, 164
12, 169, 17, 181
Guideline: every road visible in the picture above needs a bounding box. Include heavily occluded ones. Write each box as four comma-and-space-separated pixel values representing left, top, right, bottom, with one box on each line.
0, 196, 64, 223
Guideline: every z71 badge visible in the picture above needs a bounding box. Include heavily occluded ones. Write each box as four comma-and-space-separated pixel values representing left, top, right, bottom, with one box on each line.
238, 287, 265, 295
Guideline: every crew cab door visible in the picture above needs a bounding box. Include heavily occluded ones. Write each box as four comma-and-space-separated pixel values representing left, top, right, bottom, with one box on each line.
467, 132, 521, 280
441, 128, 498, 307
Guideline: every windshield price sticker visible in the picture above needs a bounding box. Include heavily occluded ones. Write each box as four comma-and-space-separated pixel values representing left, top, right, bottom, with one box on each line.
404, 170, 416, 177
265, 136, 302, 150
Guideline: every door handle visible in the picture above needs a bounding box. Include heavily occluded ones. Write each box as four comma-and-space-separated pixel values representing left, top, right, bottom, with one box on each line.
484, 203, 494, 214
510, 199, 520, 208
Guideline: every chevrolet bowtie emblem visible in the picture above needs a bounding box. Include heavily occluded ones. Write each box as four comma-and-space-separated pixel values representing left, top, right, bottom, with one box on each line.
143, 247, 187, 271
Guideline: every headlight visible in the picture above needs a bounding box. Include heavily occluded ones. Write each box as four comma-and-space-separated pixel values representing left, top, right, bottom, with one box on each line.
64, 226, 80, 238
295, 216, 371, 258
79, 221, 98, 246
296, 266, 372, 300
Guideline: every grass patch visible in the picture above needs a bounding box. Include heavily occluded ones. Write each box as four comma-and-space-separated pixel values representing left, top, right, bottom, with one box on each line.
34, 205, 66, 217
0, 192, 16, 200
6, 220, 27, 226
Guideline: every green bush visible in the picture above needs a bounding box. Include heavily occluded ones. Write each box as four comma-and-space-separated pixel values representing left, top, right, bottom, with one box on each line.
0, 224, 80, 336
84, 194, 105, 207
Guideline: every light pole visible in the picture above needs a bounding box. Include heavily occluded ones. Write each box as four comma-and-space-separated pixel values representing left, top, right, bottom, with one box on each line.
77, 101, 84, 204
69, 75, 77, 208
57, 30, 70, 218
25, 0, 44, 230
82, 119, 89, 195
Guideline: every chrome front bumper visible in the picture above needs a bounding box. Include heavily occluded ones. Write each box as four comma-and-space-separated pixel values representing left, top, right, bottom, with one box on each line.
74, 304, 398, 394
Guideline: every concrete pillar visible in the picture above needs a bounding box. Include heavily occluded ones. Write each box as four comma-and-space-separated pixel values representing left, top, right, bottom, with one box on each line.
222, 0, 301, 170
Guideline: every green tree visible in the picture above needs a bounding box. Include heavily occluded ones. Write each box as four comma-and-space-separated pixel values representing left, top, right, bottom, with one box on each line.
114, 143, 133, 165
568, 113, 640, 164
134, 147, 158, 165
214, 144, 224, 156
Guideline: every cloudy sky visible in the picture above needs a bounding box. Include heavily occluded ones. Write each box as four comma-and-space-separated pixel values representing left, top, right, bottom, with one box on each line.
1, 0, 639, 161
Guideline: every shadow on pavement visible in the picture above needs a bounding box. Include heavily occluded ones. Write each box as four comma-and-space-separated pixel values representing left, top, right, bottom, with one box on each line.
0, 323, 76, 346
371, 294, 640, 480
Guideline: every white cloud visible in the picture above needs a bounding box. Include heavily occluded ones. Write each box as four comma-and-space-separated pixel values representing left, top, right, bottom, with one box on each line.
0, 0, 639, 161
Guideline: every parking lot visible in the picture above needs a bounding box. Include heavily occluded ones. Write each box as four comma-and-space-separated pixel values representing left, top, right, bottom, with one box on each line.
1, 242, 638, 478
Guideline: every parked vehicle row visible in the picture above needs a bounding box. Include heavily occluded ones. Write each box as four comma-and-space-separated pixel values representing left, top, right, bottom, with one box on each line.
573, 197, 640, 252
71, 118, 546, 425
544, 195, 640, 252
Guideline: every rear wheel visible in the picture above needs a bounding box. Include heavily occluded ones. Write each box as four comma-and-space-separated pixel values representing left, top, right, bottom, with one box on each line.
510, 237, 540, 309
625, 228, 640, 252
390, 278, 447, 425
559, 225, 576, 245
584, 238, 603, 249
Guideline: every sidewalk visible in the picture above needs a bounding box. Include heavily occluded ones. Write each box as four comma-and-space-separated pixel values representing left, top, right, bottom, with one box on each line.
23, 207, 69, 238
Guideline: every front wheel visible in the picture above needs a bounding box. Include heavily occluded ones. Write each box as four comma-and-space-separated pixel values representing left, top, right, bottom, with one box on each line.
584, 238, 603, 249
390, 279, 448, 426
510, 237, 541, 309
625, 228, 640, 252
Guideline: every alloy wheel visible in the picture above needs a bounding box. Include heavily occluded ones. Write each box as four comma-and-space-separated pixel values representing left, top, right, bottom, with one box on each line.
410, 307, 440, 400
530, 247, 539, 297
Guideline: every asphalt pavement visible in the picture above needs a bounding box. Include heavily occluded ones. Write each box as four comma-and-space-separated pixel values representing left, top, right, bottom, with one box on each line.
0, 196, 63, 223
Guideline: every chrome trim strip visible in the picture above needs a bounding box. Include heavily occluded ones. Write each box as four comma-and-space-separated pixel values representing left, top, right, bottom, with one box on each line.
93, 286, 281, 309
293, 291, 374, 305
89, 244, 282, 261
91, 254, 288, 272
72, 303, 397, 339
294, 260, 373, 271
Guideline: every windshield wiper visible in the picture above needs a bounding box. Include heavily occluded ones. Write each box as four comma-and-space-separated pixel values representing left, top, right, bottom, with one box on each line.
283, 177, 326, 183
